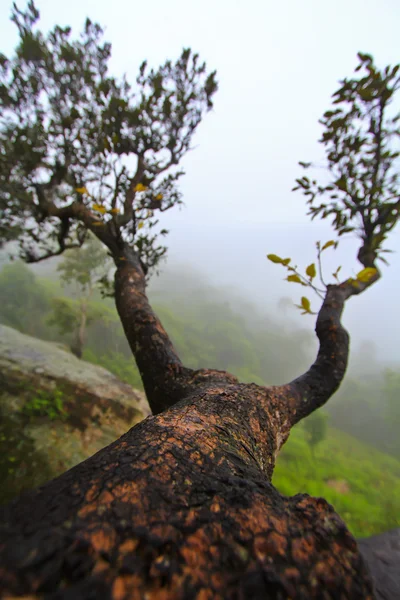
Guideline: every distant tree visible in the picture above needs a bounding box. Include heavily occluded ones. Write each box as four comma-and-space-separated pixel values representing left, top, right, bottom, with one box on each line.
47, 296, 102, 358
0, 261, 49, 335
1, 1, 399, 594
303, 410, 328, 457
47, 234, 112, 357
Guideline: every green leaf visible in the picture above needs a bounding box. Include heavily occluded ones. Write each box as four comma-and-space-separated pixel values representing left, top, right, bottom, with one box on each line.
267, 254, 284, 264
306, 263, 316, 279
335, 176, 347, 191
332, 266, 342, 281
301, 296, 311, 312
287, 274, 303, 284
295, 296, 315, 314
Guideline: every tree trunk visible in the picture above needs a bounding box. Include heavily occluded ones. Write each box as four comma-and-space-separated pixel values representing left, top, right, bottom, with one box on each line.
0, 247, 379, 598
70, 287, 92, 359
70, 307, 86, 359
0, 385, 374, 599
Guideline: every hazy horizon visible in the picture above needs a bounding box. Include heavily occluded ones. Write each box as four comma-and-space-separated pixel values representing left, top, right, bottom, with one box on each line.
1, 0, 399, 364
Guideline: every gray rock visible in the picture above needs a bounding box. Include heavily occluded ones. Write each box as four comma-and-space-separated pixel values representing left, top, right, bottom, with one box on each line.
358, 528, 400, 600
0, 325, 151, 505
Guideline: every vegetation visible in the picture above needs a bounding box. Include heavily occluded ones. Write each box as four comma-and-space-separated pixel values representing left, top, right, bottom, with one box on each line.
47, 234, 112, 357
273, 424, 400, 538
23, 388, 66, 420
0, 1, 217, 275
268, 53, 400, 315
0, 261, 50, 335
303, 409, 328, 456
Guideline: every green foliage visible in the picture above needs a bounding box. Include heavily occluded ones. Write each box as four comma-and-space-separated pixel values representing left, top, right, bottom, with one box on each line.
47, 235, 113, 353
23, 388, 66, 420
57, 234, 112, 292
303, 409, 328, 454
0, 2, 217, 272
273, 424, 400, 537
82, 348, 143, 390
268, 54, 399, 318
46, 297, 80, 335
267, 234, 380, 314
294, 53, 400, 267
328, 375, 400, 460
0, 261, 51, 334
267, 248, 339, 313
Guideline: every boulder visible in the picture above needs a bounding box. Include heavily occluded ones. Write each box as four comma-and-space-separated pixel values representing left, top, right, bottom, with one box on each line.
0, 325, 150, 505
358, 528, 400, 600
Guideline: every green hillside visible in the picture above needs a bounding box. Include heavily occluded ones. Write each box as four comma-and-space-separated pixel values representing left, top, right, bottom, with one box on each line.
273, 424, 400, 538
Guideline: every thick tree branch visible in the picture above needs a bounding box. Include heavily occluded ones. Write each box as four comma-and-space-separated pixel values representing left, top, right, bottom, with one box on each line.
114, 244, 193, 414
278, 270, 380, 431
0, 383, 374, 599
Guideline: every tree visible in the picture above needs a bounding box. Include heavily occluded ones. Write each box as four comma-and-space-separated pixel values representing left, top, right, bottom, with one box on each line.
0, 261, 50, 335
1, 2, 399, 593
303, 410, 328, 457
47, 234, 112, 357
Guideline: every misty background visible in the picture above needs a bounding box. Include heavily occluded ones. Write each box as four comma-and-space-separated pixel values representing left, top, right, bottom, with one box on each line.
1, 0, 399, 366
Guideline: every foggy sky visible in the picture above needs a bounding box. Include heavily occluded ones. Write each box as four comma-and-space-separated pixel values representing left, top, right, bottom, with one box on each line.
1, 0, 399, 363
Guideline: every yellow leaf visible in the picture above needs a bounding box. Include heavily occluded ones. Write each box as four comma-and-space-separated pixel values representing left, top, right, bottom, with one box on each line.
287, 274, 303, 284
267, 254, 284, 264
137, 221, 144, 229
356, 267, 377, 283
332, 266, 342, 280
134, 183, 148, 193
75, 187, 88, 195
306, 263, 316, 279
92, 203, 107, 214
301, 296, 311, 311
154, 193, 163, 201
91, 221, 104, 227
322, 240, 336, 251
281, 258, 291, 266
109, 208, 120, 215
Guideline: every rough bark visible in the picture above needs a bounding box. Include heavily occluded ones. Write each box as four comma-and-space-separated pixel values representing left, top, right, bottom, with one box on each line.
0, 251, 379, 599
113, 245, 194, 416
0, 383, 374, 599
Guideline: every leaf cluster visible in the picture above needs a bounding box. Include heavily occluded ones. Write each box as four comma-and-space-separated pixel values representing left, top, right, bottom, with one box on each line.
294, 53, 400, 267
0, 2, 217, 272
267, 239, 378, 315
